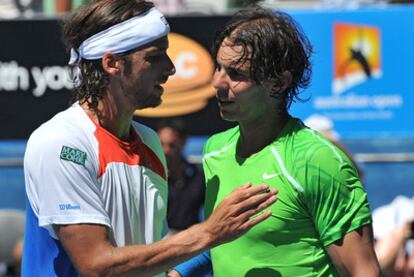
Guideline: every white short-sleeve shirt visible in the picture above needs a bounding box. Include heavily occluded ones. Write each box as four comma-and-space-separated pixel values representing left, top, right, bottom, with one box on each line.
22, 103, 168, 276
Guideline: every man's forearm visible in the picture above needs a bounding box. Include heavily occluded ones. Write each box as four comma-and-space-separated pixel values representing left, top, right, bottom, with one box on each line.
113, 223, 213, 276
58, 184, 277, 276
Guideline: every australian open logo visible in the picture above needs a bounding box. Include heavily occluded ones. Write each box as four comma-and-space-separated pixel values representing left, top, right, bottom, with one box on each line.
333, 23, 382, 94
313, 22, 402, 121
59, 204, 81, 211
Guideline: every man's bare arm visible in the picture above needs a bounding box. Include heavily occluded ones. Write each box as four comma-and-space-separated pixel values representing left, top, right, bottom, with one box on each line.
327, 224, 381, 277
55, 183, 277, 276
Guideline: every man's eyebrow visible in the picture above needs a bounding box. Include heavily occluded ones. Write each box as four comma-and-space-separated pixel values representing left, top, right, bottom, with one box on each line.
228, 64, 250, 74
215, 60, 248, 73
146, 45, 168, 52
145, 47, 168, 54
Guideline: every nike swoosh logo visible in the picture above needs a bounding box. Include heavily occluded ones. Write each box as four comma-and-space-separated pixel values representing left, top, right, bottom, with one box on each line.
262, 172, 280, 180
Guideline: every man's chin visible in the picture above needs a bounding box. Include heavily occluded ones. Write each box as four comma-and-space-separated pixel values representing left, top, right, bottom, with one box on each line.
136, 98, 162, 110
220, 110, 237, 123
152, 97, 163, 108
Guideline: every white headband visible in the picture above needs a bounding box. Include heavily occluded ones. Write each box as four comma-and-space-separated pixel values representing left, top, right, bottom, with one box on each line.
69, 7, 169, 64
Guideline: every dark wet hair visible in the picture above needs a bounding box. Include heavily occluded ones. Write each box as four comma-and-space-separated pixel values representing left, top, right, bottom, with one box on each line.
62, 0, 154, 110
212, 6, 313, 110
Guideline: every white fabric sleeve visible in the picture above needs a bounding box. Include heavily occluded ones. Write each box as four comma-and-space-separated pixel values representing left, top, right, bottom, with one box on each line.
25, 129, 110, 238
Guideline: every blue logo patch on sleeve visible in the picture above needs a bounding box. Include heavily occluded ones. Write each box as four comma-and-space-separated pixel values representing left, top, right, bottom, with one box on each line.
59, 204, 81, 211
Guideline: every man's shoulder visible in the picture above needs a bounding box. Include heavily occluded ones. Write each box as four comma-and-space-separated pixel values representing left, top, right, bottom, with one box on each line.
131, 121, 161, 152
27, 105, 96, 155
286, 125, 359, 189
286, 121, 344, 162
131, 121, 167, 168
131, 121, 158, 142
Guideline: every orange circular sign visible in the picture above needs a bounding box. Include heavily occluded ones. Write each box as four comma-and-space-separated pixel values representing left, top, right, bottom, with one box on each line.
135, 33, 215, 117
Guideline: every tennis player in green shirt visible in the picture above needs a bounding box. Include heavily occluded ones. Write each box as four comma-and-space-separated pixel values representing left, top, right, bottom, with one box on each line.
171, 5, 380, 277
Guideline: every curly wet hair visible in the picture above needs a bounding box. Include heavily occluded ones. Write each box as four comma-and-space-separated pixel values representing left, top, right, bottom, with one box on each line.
212, 6, 313, 110
62, 0, 154, 110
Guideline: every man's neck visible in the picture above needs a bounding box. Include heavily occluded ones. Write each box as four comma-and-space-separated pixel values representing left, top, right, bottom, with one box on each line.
81, 92, 135, 141
237, 111, 289, 158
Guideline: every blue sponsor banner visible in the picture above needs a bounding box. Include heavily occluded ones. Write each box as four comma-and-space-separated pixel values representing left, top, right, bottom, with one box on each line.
288, 5, 414, 138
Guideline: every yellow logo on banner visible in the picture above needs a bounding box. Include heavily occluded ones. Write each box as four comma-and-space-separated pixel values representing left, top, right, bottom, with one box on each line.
135, 33, 215, 117
333, 23, 382, 95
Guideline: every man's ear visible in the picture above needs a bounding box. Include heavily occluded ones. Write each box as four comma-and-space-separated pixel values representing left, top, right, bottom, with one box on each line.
270, 71, 292, 95
102, 52, 122, 76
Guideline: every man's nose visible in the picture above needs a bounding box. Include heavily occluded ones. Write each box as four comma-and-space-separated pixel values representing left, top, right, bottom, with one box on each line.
212, 67, 229, 90
165, 54, 176, 76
